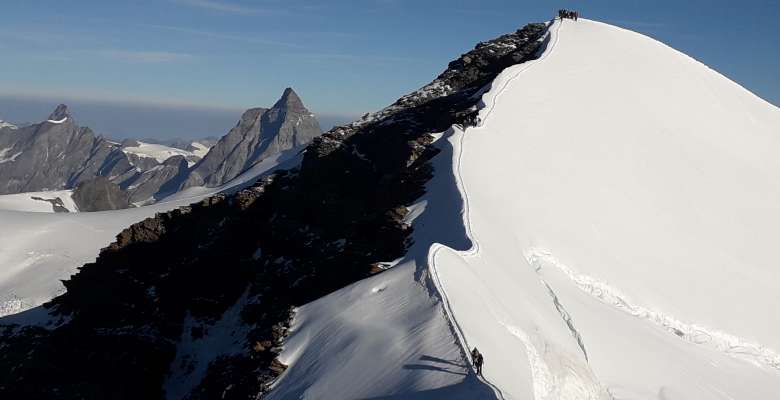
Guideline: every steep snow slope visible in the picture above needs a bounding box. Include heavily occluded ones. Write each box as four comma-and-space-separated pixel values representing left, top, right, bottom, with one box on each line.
431, 19, 780, 399
0, 189, 78, 212
0, 149, 301, 317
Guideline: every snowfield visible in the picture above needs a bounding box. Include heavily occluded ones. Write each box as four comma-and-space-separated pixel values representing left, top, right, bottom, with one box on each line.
0, 189, 78, 213
272, 18, 780, 399
122, 141, 207, 164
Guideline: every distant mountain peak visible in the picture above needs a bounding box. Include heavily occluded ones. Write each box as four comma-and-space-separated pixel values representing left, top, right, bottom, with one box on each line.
273, 87, 306, 112
47, 104, 71, 123
182, 88, 321, 188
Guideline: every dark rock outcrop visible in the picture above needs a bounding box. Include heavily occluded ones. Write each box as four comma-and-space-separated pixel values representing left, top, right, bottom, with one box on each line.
72, 176, 131, 211
0, 22, 548, 400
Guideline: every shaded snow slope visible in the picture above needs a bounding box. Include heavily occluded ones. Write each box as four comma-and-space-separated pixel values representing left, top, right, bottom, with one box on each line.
0, 149, 300, 317
269, 130, 492, 400
432, 19, 780, 399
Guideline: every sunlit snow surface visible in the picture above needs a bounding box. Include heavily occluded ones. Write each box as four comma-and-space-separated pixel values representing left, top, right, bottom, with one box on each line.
122, 141, 204, 164
273, 19, 780, 400
431, 19, 780, 399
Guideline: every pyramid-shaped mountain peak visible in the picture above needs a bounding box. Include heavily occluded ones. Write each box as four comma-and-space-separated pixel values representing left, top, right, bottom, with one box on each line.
273, 87, 307, 112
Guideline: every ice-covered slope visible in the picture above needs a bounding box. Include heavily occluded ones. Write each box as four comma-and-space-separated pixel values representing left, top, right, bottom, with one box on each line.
430, 19, 780, 399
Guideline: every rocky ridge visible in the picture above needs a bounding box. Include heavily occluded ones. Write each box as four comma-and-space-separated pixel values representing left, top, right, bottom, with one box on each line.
0, 22, 548, 400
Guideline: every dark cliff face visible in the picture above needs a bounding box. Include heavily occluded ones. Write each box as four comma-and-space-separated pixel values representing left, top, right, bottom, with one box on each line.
0, 22, 548, 400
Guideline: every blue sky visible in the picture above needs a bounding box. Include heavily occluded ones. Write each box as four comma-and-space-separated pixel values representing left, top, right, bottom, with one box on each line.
0, 0, 778, 138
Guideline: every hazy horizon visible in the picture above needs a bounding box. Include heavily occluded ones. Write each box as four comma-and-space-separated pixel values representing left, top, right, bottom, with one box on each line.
0, 94, 357, 140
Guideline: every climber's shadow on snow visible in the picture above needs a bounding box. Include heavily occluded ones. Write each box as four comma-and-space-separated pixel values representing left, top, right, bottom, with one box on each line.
402, 354, 468, 376
362, 373, 496, 400
419, 354, 465, 367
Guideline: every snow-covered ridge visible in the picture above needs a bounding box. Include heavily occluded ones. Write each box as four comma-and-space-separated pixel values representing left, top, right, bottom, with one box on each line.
429, 17, 780, 399
46, 117, 68, 124
269, 23, 551, 400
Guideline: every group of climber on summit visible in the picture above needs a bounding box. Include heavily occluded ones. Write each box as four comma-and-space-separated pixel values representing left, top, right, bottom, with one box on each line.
558, 9, 580, 21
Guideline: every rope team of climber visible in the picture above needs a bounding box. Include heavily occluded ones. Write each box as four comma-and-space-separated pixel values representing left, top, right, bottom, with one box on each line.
558, 9, 580, 20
